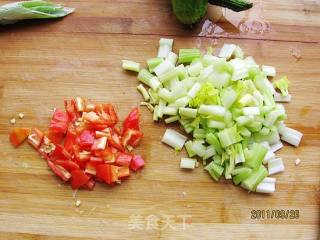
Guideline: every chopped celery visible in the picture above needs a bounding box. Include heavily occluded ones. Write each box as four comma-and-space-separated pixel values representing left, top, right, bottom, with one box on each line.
126, 38, 301, 194
161, 129, 187, 150
122, 60, 140, 72
274, 76, 289, 96
241, 165, 268, 191
147, 57, 164, 73
205, 161, 224, 181
137, 84, 150, 101
179, 107, 197, 119
205, 132, 223, 154
217, 126, 242, 148
244, 142, 268, 170
158, 38, 173, 58
178, 49, 201, 64
180, 158, 196, 169
165, 115, 180, 124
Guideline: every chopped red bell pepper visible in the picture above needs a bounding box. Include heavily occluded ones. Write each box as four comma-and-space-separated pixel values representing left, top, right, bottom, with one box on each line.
11, 98, 145, 191
71, 170, 90, 189
122, 129, 143, 147
118, 166, 130, 179
123, 107, 140, 132
55, 160, 80, 172
130, 155, 145, 171
28, 128, 44, 149
50, 108, 69, 134
96, 164, 118, 185
9, 128, 31, 147
115, 153, 132, 167
78, 130, 95, 150
47, 160, 71, 182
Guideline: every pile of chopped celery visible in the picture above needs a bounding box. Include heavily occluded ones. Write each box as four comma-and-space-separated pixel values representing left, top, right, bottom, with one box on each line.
122, 38, 302, 194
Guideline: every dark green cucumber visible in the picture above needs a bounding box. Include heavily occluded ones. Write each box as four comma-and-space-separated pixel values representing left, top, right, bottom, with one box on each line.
208, 0, 253, 12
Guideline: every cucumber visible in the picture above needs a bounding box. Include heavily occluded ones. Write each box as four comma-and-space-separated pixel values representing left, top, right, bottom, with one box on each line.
208, 0, 253, 12
171, 0, 208, 25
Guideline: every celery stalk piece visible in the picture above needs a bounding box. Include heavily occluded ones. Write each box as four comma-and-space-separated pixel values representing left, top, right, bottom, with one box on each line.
233, 46, 244, 59
154, 59, 175, 77
187, 82, 202, 98
158, 65, 185, 83
256, 180, 275, 193
188, 62, 203, 77
217, 126, 242, 148
157, 99, 166, 119
147, 57, 164, 73
163, 107, 178, 116
207, 120, 225, 130
232, 166, 252, 185
274, 92, 291, 102
179, 107, 197, 119
279, 126, 303, 147
268, 158, 285, 175
241, 165, 268, 191
178, 49, 201, 64
274, 76, 289, 96
264, 109, 286, 127
180, 158, 196, 169
140, 102, 154, 113
203, 146, 216, 160
205, 161, 224, 181
238, 94, 255, 107
263, 150, 275, 164
193, 128, 206, 139
198, 105, 226, 118
244, 142, 268, 170
122, 60, 140, 72
164, 115, 180, 124
137, 69, 161, 90
262, 65, 276, 77
167, 52, 178, 66
205, 133, 223, 155
148, 88, 159, 105
161, 129, 187, 151
235, 115, 254, 126
0, 0, 74, 25
269, 141, 283, 152
137, 84, 150, 101
158, 88, 174, 103
242, 107, 260, 116
153, 105, 159, 121
190, 140, 206, 157
254, 130, 280, 145
218, 44, 236, 59
169, 96, 190, 108
157, 38, 173, 58
235, 143, 245, 164
221, 88, 237, 109
185, 140, 196, 157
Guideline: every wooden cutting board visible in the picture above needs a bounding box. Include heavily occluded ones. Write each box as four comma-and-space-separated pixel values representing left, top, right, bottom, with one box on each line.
0, 0, 319, 239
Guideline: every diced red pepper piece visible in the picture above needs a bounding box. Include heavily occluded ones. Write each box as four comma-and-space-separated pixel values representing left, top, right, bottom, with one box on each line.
47, 160, 71, 182
108, 132, 124, 151
46, 129, 65, 144
89, 156, 104, 164
92, 148, 115, 164
91, 137, 107, 151
28, 128, 44, 149
50, 144, 71, 161
118, 166, 130, 179
9, 128, 31, 147
55, 160, 80, 172
121, 129, 143, 147
78, 130, 95, 150
130, 155, 145, 171
84, 179, 96, 190
123, 107, 140, 133
95, 104, 119, 127
96, 164, 118, 185
115, 153, 132, 167
64, 129, 77, 153
85, 162, 97, 175
71, 170, 90, 189
50, 108, 69, 134
64, 99, 79, 122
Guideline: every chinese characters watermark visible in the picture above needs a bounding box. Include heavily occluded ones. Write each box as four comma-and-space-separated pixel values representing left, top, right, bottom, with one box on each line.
128, 214, 192, 231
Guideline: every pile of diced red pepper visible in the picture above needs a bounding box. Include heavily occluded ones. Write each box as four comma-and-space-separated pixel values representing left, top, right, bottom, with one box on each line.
9, 97, 145, 190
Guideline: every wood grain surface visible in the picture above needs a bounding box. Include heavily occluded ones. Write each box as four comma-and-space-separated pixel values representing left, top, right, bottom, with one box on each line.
0, 0, 319, 239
